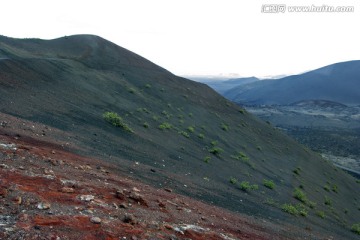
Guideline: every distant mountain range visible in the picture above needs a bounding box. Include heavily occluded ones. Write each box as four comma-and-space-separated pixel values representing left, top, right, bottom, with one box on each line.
216, 61, 360, 106
189, 76, 259, 94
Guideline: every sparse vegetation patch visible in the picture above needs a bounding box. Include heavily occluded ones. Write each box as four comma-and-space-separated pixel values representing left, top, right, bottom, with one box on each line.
293, 188, 308, 203
158, 122, 172, 130
263, 179, 275, 189
239, 181, 258, 192
221, 123, 229, 131
229, 177, 237, 184
316, 211, 326, 219
209, 147, 223, 156
351, 223, 360, 235
103, 112, 134, 133
281, 203, 307, 217
179, 131, 190, 138
203, 156, 211, 163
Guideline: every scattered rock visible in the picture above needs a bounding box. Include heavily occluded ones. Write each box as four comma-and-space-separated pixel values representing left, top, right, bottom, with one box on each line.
150, 169, 156, 173
115, 189, 125, 200
132, 187, 141, 192
49, 159, 59, 166
164, 188, 172, 193
60, 179, 77, 187
61, 187, 75, 193
18, 213, 29, 222
13, 196, 22, 205
158, 201, 166, 208
0, 143, 17, 150
0, 121, 8, 127
0, 164, 9, 169
123, 214, 136, 224
90, 216, 101, 224
164, 224, 173, 230
79, 195, 95, 202
37, 202, 51, 210
43, 168, 54, 175
0, 187, 8, 197
119, 203, 127, 209
129, 192, 148, 206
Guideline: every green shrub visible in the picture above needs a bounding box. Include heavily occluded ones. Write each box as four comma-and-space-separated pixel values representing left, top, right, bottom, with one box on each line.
231, 151, 254, 168
158, 122, 172, 130
209, 147, 223, 156
187, 126, 195, 133
143, 122, 149, 128
323, 184, 331, 192
198, 133, 205, 139
229, 177, 237, 184
281, 204, 299, 215
332, 184, 338, 193
299, 208, 308, 217
308, 201, 317, 209
324, 196, 332, 206
127, 87, 136, 94
221, 123, 229, 131
263, 179, 276, 189
293, 167, 301, 175
281, 204, 307, 217
161, 110, 171, 119
231, 151, 249, 161
145, 83, 151, 89
239, 181, 258, 191
316, 211, 325, 219
293, 188, 307, 203
351, 223, 360, 235
203, 156, 211, 163
179, 131, 190, 138
103, 112, 134, 133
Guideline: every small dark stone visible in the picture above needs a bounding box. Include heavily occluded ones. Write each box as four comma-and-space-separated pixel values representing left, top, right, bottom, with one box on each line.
123, 214, 136, 224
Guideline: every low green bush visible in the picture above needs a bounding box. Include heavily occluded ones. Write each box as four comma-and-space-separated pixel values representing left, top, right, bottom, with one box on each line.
239, 181, 258, 191
158, 122, 172, 130
209, 147, 223, 156
263, 179, 275, 189
293, 188, 307, 203
103, 112, 133, 133
351, 223, 360, 235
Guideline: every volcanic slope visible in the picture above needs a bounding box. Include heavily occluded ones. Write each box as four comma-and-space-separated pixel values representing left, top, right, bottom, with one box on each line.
0, 35, 360, 239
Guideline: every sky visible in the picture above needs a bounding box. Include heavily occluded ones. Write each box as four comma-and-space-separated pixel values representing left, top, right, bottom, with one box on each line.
1, 0, 359, 78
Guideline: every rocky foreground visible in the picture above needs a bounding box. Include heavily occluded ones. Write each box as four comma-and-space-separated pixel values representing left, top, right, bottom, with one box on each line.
0, 114, 313, 240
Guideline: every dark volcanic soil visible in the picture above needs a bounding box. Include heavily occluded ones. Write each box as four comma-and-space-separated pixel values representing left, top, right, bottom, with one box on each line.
0, 114, 328, 240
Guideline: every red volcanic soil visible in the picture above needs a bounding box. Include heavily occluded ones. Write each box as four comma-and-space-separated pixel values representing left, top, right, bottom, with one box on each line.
0, 113, 320, 240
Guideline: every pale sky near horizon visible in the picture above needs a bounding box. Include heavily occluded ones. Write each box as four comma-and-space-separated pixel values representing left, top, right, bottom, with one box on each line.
1, 0, 359, 78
